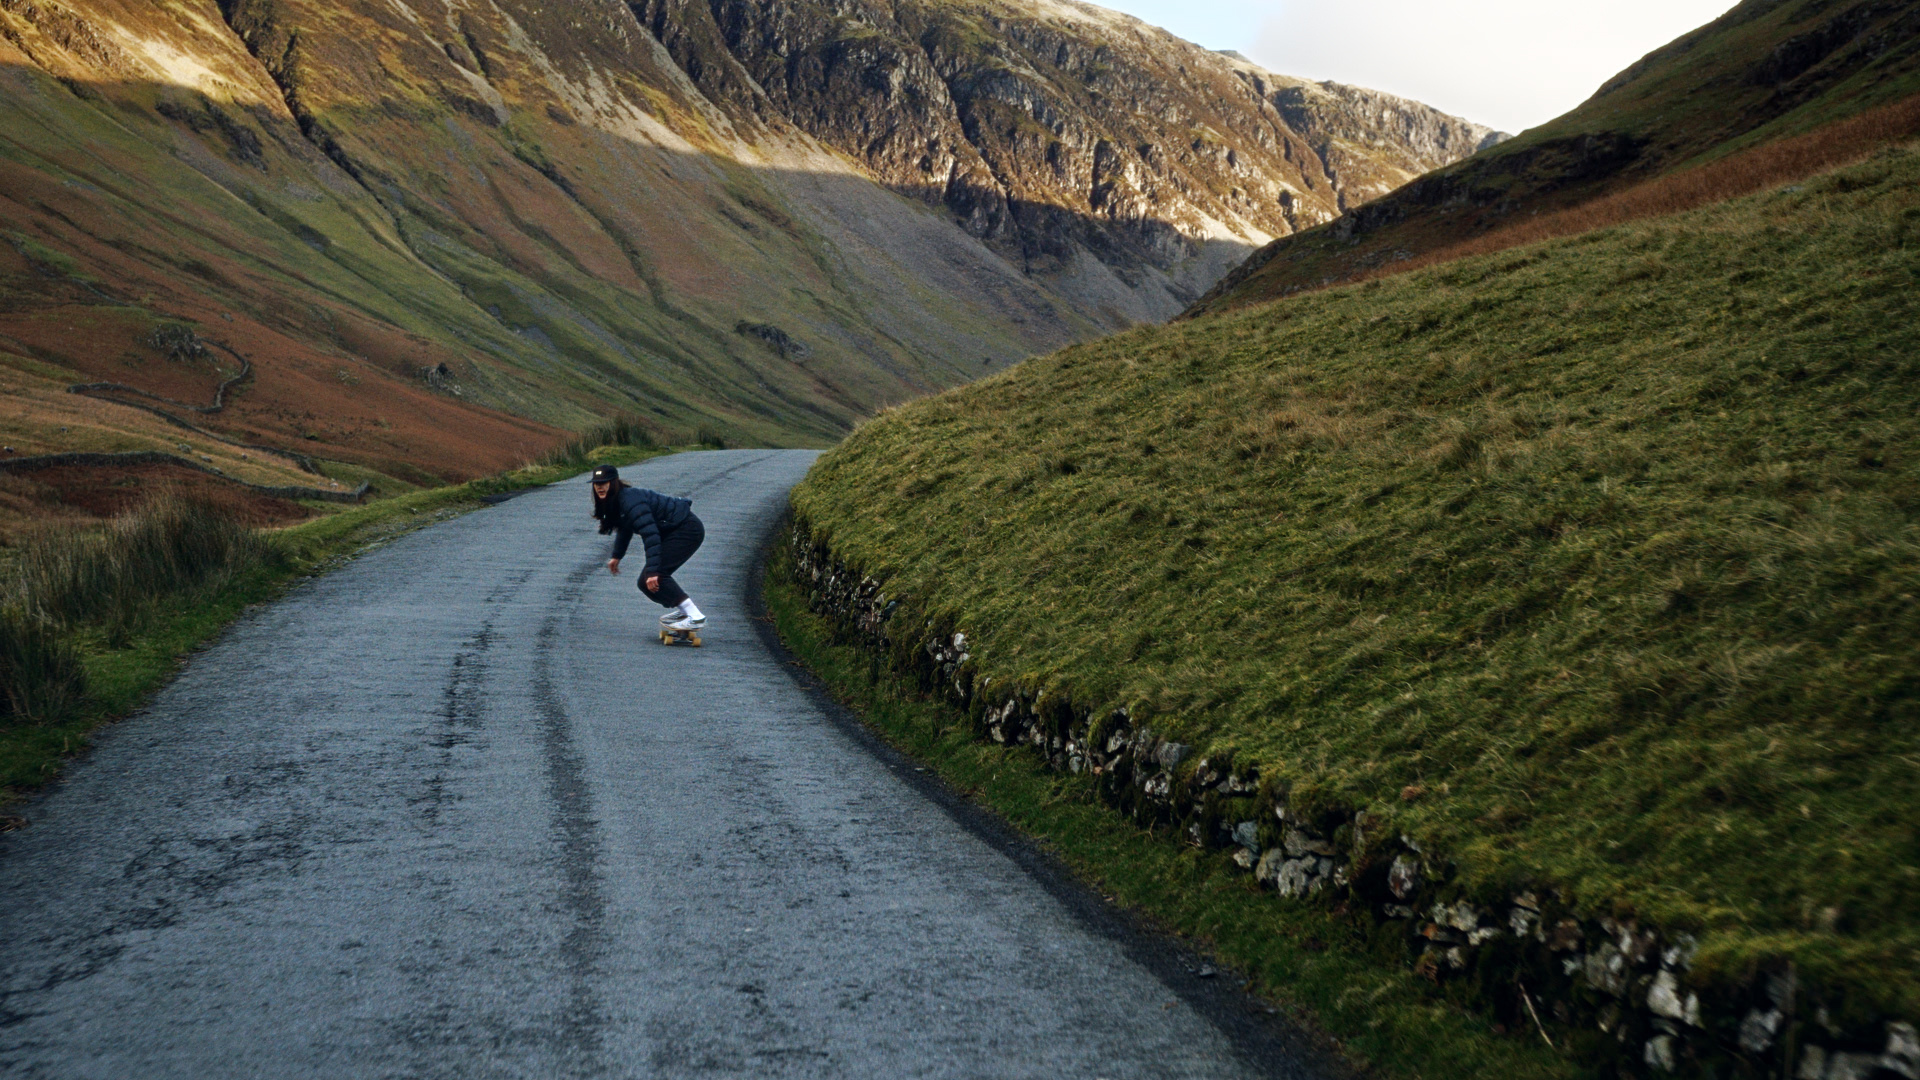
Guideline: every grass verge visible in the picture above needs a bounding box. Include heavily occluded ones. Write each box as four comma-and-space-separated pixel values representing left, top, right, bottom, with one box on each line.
0, 440, 670, 802
764, 543, 1577, 1080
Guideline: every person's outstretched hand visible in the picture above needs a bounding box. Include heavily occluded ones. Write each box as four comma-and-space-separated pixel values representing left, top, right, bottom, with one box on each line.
607, 558, 620, 575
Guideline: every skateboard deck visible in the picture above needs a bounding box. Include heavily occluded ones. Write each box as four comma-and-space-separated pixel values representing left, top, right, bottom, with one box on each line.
659, 626, 702, 647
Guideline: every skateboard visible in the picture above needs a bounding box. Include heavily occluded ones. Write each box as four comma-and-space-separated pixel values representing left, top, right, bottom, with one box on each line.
659, 625, 703, 647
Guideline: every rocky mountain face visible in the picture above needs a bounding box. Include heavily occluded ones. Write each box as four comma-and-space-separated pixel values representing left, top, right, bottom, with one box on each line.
1236, 63, 1510, 207
0, 0, 1499, 485
633, 0, 1505, 320
1194, 0, 1920, 314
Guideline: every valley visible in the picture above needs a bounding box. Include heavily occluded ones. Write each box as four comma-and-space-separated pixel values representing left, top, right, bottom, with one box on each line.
0, 0, 1499, 530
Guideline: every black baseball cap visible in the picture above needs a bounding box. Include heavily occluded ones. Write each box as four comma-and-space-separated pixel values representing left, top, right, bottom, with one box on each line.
590, 465, 619, 483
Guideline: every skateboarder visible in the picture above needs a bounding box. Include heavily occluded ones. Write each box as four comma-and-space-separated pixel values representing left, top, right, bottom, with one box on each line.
590, 464, 706, 632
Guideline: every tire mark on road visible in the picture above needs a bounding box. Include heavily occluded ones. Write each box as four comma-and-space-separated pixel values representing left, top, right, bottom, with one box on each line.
531, 560, 610, 1072
655, 450, 784, 502
415, 567, 535, 828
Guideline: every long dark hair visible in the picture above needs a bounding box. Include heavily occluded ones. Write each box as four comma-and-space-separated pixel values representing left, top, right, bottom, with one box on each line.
591, 479, 627, 534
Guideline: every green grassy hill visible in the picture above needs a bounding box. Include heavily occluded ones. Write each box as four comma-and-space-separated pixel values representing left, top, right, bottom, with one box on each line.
790, 143, 1920, 1063
1196, 0, 1920, 312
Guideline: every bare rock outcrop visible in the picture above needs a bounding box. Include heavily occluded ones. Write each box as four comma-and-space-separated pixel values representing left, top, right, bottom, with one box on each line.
631, 0, 1505, 319
1239, 64, 1511, 207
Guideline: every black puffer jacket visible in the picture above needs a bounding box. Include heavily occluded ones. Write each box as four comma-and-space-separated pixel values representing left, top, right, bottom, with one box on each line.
607, 486, 692, 574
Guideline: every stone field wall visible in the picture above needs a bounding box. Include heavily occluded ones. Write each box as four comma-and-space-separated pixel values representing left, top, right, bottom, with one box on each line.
783, 515, 1917, 1080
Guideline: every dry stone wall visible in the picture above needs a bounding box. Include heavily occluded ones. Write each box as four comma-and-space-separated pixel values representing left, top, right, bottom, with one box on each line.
784, 516, 1916, 1080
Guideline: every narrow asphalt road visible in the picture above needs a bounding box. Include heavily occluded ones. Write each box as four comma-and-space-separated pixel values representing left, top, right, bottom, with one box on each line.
1, 450, 1334, 1079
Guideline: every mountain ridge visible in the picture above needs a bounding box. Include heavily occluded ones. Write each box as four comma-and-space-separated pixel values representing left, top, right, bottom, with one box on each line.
633, 0, 1509, 319
1213, 53, 1510, 209
1193, 0, 1920, 313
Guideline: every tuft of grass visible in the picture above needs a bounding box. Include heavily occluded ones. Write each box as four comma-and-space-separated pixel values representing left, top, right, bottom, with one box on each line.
0, 611, 85, 725
536, 414, 660, 469
12, 496, 279, 644
790, 146, 1920, 1020
2, 494, 277, 729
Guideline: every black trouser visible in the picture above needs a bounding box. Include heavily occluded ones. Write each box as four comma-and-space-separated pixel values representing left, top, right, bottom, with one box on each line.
639, 513, 704, 608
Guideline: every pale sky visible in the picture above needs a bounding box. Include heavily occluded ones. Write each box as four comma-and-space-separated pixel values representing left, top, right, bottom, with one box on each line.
1093, 0, 1738, 133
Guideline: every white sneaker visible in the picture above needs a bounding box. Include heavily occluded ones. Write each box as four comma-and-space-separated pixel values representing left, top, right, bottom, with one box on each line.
659, 611, 680, 625
667, 614, 706, 630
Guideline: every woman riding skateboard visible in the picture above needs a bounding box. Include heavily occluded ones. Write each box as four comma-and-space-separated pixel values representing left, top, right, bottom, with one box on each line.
590, 464, 707, 632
